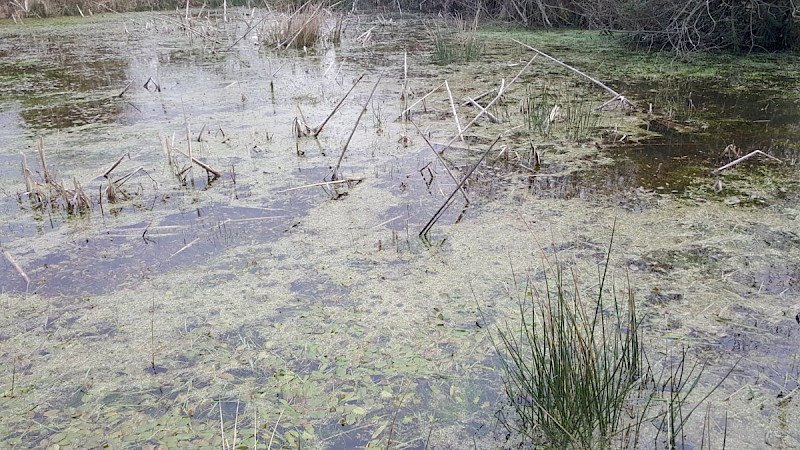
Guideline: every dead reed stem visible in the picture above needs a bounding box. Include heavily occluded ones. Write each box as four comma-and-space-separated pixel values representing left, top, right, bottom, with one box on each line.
438, 55, 537, 155
103, 152, 130, 179
174, 148, 222, 179
398, 82, 445, 120
465, 97, 499, 123
445, 80, 465, 142
37, 139, 52, 184
513, 39, 633, 108
3, 250, 30, 286
410, 119, 469, 203
276, 178, 364, 193
314, 74, 365, 138
420, 136, 501, 238
711, 149, 782, 174
332, 74, 383, 181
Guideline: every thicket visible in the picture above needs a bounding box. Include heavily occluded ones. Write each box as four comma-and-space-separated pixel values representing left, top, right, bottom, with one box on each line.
3, 0, 798, 52
397, 0, 800, 52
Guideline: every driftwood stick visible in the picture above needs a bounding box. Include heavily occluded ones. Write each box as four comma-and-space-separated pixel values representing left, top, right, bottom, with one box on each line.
332, 74, 382, 181
397, 81, 445, 120
461, 87, 496, 106
3, 250, 30, 286
420, 136, 501, 238
174, 148, 222, 178
465, 97, 499, 123
445, 80, 464, 142
276, 178, 363, 193
513, 39, 632, 107
169, 237, 200, 259
313, 74, 364, 138
711, 150, 782, 175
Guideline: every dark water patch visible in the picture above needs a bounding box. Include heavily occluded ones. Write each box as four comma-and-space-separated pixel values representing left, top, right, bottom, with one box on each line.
629, 246, 728, 275
0, 192, 316, 297
733, 261, 800, 295
601, 80, 800, 194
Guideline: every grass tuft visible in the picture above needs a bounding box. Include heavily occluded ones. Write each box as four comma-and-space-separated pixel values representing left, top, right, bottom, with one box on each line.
494, 238, 731, 449
429, 17, 485, 65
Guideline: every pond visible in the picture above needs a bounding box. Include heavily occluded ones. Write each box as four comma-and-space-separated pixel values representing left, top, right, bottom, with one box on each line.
1, 9, 799, 449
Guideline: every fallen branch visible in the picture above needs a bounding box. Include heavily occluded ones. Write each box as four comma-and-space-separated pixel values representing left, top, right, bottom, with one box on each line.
711, 150, 782, 175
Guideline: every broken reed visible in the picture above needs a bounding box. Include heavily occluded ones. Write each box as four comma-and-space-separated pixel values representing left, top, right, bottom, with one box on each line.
20, 140, 91, 214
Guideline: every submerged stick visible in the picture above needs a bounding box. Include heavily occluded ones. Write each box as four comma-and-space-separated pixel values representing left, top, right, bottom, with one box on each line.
3, 250, 30, 286
420, 136, 501, 238
711, 150, 782, 175
331, 74, 383, 181
313, 74, 364, 138
276, 178, 363, 193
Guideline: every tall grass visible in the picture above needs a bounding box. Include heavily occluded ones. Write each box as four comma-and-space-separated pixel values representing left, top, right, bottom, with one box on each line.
521, 84, 600, 141
429, 17, 485, 65
495, 242, 730, 449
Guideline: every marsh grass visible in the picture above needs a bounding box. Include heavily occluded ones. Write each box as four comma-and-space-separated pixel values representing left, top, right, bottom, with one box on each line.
269, 3, 324, 50
495, 243, 729, 449
429, 17, 485, 65
521, 84, 600, 142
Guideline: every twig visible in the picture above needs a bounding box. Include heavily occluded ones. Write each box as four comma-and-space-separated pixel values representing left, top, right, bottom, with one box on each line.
420, 136, 501, 237
313, 74, 364, 137
711, 150, 782, 174
3, 250, 30, 286
276, 178, 363, 194
331, 74, 382, 180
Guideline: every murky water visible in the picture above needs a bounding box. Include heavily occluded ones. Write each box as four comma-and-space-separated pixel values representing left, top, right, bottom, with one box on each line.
1, 9, 800, 450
